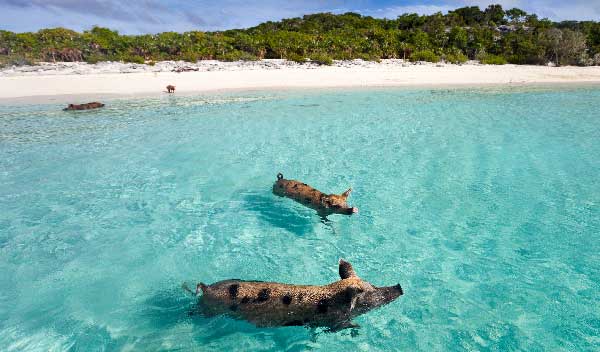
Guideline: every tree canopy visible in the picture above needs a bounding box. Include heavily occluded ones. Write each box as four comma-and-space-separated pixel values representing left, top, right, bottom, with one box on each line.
1, 5, 600, 67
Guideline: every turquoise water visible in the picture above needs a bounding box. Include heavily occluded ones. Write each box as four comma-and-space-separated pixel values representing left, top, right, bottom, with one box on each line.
1, 86, 599, 351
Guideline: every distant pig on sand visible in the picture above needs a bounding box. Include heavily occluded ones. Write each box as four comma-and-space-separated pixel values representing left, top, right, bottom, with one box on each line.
273, 173, 358, 216
166, 85, 176, 93
63, 102, 105, 111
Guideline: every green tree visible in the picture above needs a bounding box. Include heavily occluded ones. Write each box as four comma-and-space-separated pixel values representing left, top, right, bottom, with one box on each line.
36, 28, 83, 61
449, 6, 483, 26
558, 29, 587, 65
484, 4, 505, 25
423, 12, 448, 50
0, 30, 19, 55
587, 23, 600, 54
542, 28, 562, 64
501, 30, 545, 64
506, 8, 527, 24
448, 26, 468, 50
397, 13, 425, 30
85, 27, 121, 55
412, 30, 430, 51
0, 8, 597, 67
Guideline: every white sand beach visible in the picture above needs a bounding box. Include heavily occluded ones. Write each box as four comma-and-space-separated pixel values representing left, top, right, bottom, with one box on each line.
1, 59, 600, 102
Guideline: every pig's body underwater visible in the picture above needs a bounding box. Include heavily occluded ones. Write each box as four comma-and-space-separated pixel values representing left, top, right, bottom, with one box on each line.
273, 173, 358, 216
63, 102, 105, 111
194, 260, 403, 330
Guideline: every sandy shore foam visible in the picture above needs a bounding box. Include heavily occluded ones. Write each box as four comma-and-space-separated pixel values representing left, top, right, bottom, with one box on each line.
1, 59, 600, 103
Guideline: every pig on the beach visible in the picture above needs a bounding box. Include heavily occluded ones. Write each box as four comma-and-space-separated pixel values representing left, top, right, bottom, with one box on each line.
63, 102, 105, 111
273, 173, 358, 216
192, 259, 403, 331
166, 85, 176, 93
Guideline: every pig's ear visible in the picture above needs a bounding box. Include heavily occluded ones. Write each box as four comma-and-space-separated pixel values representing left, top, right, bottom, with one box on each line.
341, 188, 352, 198
346, 285, 364, 311
339, 259, 358, 279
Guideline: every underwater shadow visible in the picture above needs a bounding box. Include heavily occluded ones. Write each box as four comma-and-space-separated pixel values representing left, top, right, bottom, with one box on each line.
62, 108, 108, 118
140, 288, 310, 344
139, 287, 360, 349
243, 193, 316, 236
139, 287, 196, 331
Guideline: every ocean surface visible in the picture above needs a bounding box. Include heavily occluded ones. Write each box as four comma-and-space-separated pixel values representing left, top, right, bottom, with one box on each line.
1, 86, 599, 351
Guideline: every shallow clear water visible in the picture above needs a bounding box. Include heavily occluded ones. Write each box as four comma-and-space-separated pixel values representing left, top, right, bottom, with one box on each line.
1, 86, 599, 351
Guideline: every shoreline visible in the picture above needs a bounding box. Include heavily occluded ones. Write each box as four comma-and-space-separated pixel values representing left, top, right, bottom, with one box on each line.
1, 60, 600, 103
3, 82, 600, 106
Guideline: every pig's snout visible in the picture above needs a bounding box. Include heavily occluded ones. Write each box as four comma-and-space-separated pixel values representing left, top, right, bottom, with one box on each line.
344, 207, 358, 215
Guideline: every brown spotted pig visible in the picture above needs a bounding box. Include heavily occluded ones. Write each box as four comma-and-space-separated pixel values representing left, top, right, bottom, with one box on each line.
193, 259, 403, 331
166, 85, 176, 93
273, 173, 358, 216
63, 102, 105, 111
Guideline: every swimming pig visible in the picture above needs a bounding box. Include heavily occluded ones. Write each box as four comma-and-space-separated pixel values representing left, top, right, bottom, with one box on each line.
273, 173, 358, 216
193, 259, 403, 331
63, 102, 105, 111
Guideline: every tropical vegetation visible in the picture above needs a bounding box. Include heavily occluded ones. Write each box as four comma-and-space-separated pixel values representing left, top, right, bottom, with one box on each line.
2, 4, 600, 67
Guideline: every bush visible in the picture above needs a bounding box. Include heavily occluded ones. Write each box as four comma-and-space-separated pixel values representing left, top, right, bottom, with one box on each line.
506, 54, 544, 65
479, 54, 508, 65
356, 53, 381, 62
286, 53, 307, 63
576, 52, 593, 66
217, 50, 259, 62
182, 52, 200, 63
409, 50, 440, 63
121, 54, 145, 64
444, 52, 468, 64
0, 55, 34, 67
237, 52, 259, 61
85, 54, 106, 64
308, 53, 333, 65
331, 52, 353, 60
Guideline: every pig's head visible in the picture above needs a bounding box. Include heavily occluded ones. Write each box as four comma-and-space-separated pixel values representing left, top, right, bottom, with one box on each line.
322, 188, 358, 215
336, 259, 403, 319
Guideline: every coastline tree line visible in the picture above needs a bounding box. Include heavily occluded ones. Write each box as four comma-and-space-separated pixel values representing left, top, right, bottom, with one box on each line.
1, 4, 600, 67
